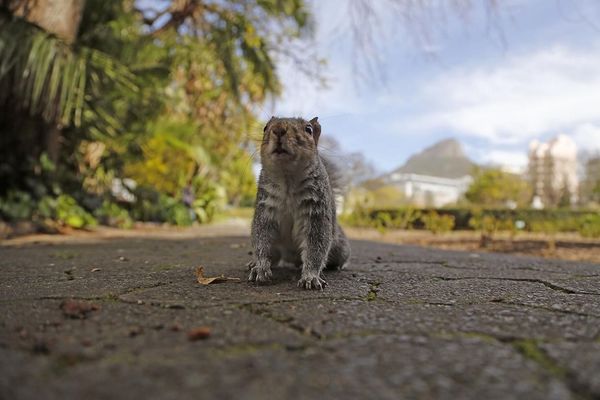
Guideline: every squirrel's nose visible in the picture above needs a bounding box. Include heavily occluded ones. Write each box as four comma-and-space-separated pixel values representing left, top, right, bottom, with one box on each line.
273, 127, 287, 138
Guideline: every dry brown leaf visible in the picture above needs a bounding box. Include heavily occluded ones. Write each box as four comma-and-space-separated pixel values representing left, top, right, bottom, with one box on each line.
187, 326, 211, 341
195, 266, 240, 285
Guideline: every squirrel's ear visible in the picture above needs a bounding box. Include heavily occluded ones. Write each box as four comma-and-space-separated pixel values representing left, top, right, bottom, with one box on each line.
309, 117, 321, 144
263, 116, 275, 132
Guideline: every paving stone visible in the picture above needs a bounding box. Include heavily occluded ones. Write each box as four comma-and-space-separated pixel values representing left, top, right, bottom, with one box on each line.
0, 231, 598, 399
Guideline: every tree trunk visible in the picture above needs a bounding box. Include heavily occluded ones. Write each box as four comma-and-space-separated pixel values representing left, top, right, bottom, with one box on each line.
11, 0, 86, 44
10, 0, 86, 163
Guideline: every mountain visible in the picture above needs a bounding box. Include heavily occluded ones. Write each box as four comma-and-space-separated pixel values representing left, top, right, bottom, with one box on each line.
392, 138, 477, 179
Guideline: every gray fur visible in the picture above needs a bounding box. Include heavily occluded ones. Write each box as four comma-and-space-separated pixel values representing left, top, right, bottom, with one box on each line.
248, 117, 350, 290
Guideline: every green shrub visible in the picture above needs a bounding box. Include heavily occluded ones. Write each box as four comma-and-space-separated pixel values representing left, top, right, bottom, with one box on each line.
0, 190, 36, 220
130, 181, 223, 226
579, 214, 600, 238
390, 208, 422, 230
340, 204, 375, 228
529, 219, 560, 251
468, 213, 506, 248
36, 195, 58, 219
422, 211, 455, 234
374, 211, 393, 233
529, 220, 559, 235
154, 195, 189, 226
130, 187, 164, 222
94, 201, 133, 229
1, 192, 96, 230
348, 207, 594, 234
469, 214, 498, 235
55, 195, 97, 228
192, 182, 225, 224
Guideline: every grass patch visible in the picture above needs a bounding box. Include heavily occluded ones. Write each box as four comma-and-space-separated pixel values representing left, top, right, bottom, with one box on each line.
510, 339, 566, 378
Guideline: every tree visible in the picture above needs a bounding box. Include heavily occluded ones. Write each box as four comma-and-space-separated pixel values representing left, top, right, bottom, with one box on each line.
558, 176, 572, 208
0, 0, 310, 216
465, 168, 532, 208
1, 0, 566, 225
318, 135, 377, 191
0, 0, 136, 192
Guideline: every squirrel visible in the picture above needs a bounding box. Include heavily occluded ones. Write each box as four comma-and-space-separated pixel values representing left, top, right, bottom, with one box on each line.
247, 116, 351, 290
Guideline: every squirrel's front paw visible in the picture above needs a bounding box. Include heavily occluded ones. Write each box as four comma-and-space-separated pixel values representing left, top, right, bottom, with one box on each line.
248, 265, 272, 284
297, 274, 327, 291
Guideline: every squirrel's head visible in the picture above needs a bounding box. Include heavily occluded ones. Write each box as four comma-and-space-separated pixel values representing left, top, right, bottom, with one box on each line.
260, 116, 321, 169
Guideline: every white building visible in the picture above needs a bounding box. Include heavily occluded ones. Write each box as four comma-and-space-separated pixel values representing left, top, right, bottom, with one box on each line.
528, 135, 579, 207
386, 173, 473, 207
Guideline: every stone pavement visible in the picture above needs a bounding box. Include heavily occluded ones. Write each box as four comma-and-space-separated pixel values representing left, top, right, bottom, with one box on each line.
1, 225, 599, 400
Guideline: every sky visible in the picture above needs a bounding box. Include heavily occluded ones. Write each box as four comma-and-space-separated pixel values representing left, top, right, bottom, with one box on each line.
260, 0, 600, 174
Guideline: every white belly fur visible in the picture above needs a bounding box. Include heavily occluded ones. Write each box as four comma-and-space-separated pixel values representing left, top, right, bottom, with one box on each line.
274, 200, 303, 265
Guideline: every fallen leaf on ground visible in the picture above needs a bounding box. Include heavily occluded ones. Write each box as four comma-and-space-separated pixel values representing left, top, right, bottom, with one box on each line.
187, 326, 211, 341
195, 266, 240, 285
60, 300, 100, 319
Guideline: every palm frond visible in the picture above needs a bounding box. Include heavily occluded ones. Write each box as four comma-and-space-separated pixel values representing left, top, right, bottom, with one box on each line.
0, 12, 137, 129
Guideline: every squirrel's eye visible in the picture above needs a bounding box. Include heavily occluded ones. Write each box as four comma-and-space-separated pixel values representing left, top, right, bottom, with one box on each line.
305, 125, 313, 135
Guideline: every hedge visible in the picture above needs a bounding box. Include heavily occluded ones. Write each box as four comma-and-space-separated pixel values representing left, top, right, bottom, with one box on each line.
342, 206, 599, 234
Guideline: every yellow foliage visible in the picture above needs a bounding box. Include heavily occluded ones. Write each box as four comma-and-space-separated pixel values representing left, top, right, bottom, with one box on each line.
124, 134, 196, 196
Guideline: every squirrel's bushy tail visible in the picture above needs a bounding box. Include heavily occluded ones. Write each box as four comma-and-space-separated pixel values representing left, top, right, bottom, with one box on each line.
320, 155, 345, 195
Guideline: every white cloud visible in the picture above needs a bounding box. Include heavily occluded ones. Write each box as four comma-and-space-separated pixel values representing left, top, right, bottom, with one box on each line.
571, 123, 600, 154
481, 150, 529, 174
404, 45, 600, 144
262, 56, 365, 119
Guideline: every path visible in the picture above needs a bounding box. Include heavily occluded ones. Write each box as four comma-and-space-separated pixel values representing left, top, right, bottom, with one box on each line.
1, 224, 599, 399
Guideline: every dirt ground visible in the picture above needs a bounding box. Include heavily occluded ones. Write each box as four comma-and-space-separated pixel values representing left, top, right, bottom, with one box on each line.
344, 228, 600, 264
3, 218, 598, 264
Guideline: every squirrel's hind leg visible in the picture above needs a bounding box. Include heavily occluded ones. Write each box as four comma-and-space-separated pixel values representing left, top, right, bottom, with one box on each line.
325, 228, 351, 271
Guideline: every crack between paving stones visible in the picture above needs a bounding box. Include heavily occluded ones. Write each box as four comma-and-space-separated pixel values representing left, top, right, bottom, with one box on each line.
239, 304, 323, 340
237, 288, 390, 341
419, 330, 600, 400
434, 276, 599, 295
36, 281, 171, 303
209, 342, 309, 357
235, 296, 364, 307
497, 337, 600, 400
353, 260, 483, 272
497, 300, 600, 319
32, 293, 368, 313
354, 262, 599, 279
